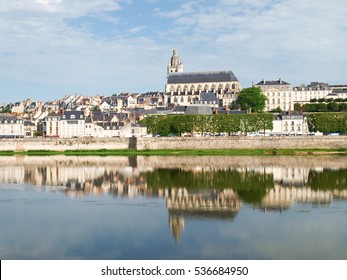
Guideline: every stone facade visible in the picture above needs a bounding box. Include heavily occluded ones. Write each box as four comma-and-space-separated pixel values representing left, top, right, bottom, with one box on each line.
165, 50, 241, 107
255, 79, 344, 111
1, 136, 346, 152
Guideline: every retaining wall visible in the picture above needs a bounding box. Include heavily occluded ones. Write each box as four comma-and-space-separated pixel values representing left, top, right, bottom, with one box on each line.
0, 136, 346, 151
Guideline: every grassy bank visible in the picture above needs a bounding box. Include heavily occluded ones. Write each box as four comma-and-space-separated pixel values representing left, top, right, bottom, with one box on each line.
0, 148, 347, 156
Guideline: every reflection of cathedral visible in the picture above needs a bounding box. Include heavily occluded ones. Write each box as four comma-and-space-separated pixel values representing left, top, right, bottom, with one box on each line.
164, 188, 242, 242
2, 156, 347, 241
165, 50, 241, 107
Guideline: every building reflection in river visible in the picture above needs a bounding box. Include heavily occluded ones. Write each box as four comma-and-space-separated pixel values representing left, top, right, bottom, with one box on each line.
1, 155, 347, 241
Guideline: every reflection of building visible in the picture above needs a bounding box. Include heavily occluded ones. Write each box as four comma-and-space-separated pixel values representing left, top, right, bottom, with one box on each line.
265, 166, 310, 186
169, 214, 185, 243
2, 156, 347, 240
164, 188, 242, 241
260, 186, 347, 212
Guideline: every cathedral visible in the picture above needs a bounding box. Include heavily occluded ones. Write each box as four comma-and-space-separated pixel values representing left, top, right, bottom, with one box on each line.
165, 50, 241, 107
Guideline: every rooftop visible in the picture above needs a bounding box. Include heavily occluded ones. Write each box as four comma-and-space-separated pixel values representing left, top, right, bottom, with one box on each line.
256, 79, 290, 86
167, 71, 238, 84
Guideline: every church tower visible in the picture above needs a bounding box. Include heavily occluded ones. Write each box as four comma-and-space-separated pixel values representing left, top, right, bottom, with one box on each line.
167, 49, 184, 75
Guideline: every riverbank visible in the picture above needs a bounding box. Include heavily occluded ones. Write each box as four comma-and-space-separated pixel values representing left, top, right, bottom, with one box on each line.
2, 148, 347, 156
1, 135, 347, 155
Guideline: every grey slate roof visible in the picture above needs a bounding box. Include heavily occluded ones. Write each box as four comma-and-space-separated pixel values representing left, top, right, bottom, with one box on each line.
0, 115, 21, 123
61, 110, 84, 120
184, 106, 213, 115
200, 92, 218, 103
256, 79, 290, 86
167, 71, 238, 84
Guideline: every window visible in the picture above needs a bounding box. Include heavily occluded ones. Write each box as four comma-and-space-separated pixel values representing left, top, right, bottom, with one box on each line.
71, 115, 75, 119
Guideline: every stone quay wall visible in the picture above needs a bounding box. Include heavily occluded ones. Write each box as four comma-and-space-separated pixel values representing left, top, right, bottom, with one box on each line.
0, 136, 346, 152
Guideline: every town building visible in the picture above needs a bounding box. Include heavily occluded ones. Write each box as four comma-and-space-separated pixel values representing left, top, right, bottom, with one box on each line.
165, 50, 241, 107
0, 115, 24, 138
42, 113, 61, 137
268, 112, 308, 135
255, 79, 346, 112
60, 110, 85, 138
254, 79, 294, 111
23, 120, 37, 137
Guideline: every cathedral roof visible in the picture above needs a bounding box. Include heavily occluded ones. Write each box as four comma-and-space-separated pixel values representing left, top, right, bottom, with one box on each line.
167, 71, 238, 84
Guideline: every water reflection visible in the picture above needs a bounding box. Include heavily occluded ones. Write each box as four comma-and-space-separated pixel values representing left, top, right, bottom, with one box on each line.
1, 155, 347, 243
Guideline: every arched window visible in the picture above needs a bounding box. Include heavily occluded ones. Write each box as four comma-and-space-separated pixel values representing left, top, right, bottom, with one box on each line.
197, 85, 202, 93
190, 85, 195, 94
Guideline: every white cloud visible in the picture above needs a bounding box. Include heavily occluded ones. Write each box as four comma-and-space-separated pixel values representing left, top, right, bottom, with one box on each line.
0, 0, 346, 103
0, 0, 121, 19
155, 0, 347, 84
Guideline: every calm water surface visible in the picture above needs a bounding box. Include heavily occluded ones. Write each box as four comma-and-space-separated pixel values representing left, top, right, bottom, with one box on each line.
0, 155, 347, 260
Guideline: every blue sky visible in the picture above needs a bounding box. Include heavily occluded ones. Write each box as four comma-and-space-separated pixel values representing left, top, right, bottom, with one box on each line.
1, 0, 346, 104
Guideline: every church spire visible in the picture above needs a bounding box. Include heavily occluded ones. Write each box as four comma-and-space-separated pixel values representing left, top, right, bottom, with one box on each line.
167, 49, 184, 75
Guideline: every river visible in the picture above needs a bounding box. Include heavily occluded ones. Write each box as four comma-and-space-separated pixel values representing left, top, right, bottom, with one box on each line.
0, 155, 346, 259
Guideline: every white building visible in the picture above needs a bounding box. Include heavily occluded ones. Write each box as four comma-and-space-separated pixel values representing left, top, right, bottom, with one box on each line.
60, 111, 85, 138
267, 112, 308, 135
120, 123, 147, 137
84, 122, 120, 138
254, 79, 294, 111
255, 79, 341, 111
0, 115, 24, 138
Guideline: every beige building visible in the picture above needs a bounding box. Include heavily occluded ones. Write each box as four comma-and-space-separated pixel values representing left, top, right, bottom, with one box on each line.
255, 79, 342, 111
165, 50, 241, 107
42, 113, 61, 137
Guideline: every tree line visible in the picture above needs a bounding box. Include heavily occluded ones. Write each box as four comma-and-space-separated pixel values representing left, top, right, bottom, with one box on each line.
295, 102, 347, 112
141, 114, 274, 136
307, 112, 347, 134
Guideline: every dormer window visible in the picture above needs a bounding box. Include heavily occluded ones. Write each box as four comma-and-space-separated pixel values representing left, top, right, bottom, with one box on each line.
71, 115, 75, 119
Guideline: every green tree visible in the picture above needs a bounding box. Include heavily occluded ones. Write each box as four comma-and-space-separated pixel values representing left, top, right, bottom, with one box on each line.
327, 102, 339, 112
236, 87, 266, 112
339, 103, 347, 112
1, 108, 11, 114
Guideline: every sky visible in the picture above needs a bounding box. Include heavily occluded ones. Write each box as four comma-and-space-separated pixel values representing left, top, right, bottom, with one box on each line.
1, 0, 346, 104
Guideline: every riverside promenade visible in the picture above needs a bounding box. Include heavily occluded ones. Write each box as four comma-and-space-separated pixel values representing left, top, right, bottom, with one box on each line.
0, 136, 347, 152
